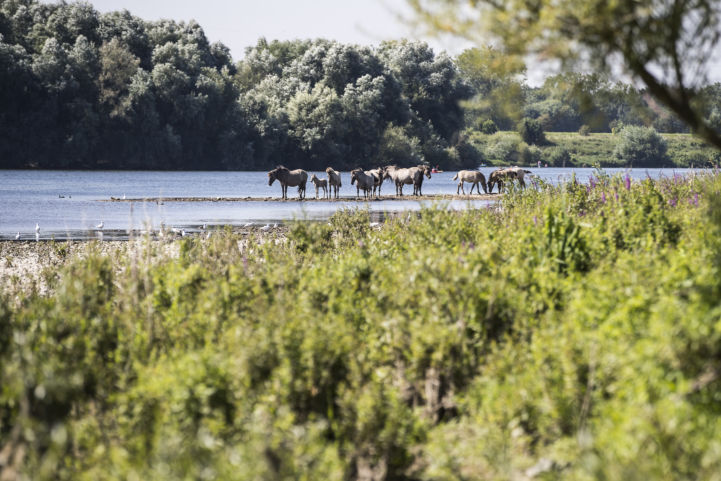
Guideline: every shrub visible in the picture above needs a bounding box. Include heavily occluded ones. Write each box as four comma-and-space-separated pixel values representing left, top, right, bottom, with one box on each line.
613, 125, 669, 166
546, 146, 571, 167
517, 117, 546, 145
480, 119, 498, 135
578, 124, 591, 136
455, 137, 486, 169
484, 137, 519, 164
518, 143, 542, 166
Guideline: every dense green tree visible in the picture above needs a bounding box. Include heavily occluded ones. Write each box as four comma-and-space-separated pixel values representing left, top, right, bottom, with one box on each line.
517, 117, 546, 145
0, 0, 715, 171
614, 126, 669, 166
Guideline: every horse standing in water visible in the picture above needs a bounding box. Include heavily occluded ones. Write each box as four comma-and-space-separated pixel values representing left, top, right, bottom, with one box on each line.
366, 167, 386, 197
487, 167, 533, 193
384, 165, 432, 196
325, 167, 342, 199
453, 170, 488, 194
268, 166, 308, 199
309, 174, 329, 199
350, 168, 375, 199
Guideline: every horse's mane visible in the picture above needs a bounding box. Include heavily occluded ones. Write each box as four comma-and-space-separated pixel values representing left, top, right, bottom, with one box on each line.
274, 165, 289, 171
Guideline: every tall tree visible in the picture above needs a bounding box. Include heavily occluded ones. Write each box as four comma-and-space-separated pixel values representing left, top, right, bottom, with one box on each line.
407, 0, 721, 149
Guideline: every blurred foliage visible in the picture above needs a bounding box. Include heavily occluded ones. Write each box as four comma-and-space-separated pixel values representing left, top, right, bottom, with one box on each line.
406, 0, 721, 150
3, 172, 721, 479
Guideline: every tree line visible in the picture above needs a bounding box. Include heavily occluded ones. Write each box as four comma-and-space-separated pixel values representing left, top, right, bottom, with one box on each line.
1, 0, 719, 171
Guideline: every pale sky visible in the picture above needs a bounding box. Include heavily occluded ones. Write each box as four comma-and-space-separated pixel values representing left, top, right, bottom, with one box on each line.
60, 0, 470, 59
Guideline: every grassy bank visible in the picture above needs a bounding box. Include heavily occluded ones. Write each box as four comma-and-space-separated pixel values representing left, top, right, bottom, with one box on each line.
2, 173, 721, 480
467, 130, 720, 167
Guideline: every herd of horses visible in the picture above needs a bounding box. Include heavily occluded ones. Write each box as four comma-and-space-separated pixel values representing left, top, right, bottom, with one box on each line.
267, 165, 532, 200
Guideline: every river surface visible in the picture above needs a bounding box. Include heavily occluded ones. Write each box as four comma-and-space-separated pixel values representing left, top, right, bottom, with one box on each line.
0, 168, 704, 240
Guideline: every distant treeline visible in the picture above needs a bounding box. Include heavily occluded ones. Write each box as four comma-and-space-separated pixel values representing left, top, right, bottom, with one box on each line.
1, 0, 720, 170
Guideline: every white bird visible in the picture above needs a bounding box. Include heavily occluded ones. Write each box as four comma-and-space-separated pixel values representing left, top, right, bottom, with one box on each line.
370, 222, 380, 227
273, 223, 278, 228
201, 223, 207, 230
35, 223, 40, 233
260, 224, 271, 231
122, 194, 126, 200
171, 227, 181, 235
243, 222, 253, 228
206, 231, 212, 239
15, 232, 20, 240
96, 221, 104, 230
180, 229, 187, 237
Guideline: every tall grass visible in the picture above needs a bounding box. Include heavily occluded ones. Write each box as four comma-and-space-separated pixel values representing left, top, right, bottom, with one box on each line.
2, 172, 721, 480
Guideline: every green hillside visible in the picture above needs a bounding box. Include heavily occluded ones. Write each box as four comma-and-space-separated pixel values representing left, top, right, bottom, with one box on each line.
466, 130, 720, 167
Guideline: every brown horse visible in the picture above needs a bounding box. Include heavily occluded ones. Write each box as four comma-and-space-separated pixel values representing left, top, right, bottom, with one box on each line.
268, 166, 308, 199
487, 167, 533, 193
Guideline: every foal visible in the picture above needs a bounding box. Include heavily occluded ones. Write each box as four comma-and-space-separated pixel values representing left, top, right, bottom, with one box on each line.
309, 174, 329, 199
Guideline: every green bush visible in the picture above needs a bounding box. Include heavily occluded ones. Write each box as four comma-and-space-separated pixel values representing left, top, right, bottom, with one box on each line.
517, 117, 547, 145
546, 146, 571, 166
455, 137, 486, 169
484, 136, 519, 164
3, 172, 721, 480
518, 143, 542, 166
614, 125, 669, 166
480, 119, 498, 134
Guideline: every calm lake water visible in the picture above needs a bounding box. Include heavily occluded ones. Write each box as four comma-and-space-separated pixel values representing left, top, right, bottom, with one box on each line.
0, 168, 704, 240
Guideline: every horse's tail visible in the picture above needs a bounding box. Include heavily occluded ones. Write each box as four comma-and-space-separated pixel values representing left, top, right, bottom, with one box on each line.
452, 173, 458, 181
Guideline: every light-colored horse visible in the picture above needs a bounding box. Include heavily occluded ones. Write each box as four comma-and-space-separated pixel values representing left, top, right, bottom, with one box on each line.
384, 165, 432, 196
325, 167, 342, 199
350, 168, 375, 199
453, 170, 488, 194
508, 166, 532, 188
309, 174, 329, 199
268, 166, 308, 199
366, 167, 386, 197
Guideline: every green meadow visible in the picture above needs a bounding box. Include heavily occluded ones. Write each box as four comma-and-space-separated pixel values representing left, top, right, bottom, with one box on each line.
2, 172, 721, 480
468, 131, 720, 168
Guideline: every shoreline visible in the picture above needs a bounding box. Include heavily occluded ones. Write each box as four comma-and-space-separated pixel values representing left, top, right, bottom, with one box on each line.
103, 193, 500, 202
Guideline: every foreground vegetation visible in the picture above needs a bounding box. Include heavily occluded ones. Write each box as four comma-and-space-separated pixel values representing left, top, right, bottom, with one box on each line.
2, 171, 721, 480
